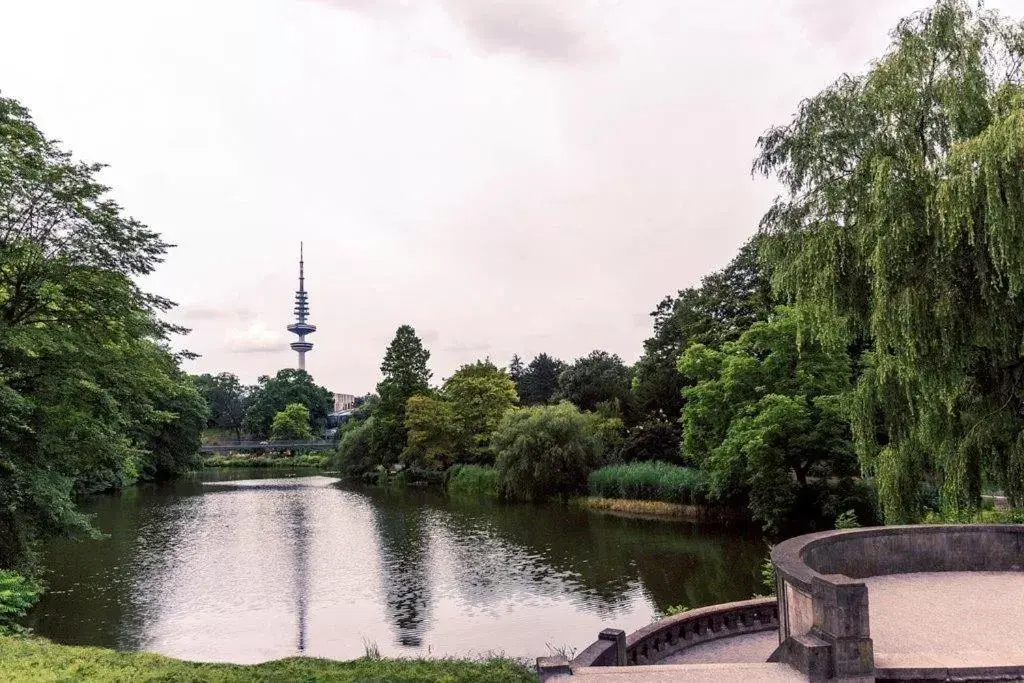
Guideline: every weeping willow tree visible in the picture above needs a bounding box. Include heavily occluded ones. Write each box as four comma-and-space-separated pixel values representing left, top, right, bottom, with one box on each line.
755, 0, 1024, 522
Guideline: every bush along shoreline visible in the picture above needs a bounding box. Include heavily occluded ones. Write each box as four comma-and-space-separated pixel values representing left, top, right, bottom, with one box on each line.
203, 454, 329, 468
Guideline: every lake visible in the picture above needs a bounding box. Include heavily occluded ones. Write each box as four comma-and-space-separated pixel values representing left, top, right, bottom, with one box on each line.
28, 469, 765, 663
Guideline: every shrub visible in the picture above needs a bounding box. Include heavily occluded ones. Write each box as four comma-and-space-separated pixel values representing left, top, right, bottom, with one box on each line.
588, 461, 708, 505
332, 418, 376, 478
446, 465, 499, 498
492, 402, 603, 502
0, 571, 41, 634
269, 403, 314, 441
203, 454, 327, 468
834, 509, 860, 529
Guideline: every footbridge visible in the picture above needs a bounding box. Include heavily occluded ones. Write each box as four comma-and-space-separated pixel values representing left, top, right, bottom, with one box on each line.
200, 441, 336, 454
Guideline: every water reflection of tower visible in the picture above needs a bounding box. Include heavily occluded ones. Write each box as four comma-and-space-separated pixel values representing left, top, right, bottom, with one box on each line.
286, 490, 311, 653
372, 502, 431, 647
287, 242, 315, 371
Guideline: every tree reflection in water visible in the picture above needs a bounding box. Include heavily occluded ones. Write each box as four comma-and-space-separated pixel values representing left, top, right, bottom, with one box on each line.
372, 495, 431, 647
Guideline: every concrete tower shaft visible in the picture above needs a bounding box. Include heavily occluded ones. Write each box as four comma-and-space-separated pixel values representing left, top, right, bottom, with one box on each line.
287, 242, 315, 370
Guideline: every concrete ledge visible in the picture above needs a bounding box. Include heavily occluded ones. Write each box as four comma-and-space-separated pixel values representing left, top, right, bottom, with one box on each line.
571, 598, 778, 668
772, 525, 1024, 593
876, 664, 1024, 681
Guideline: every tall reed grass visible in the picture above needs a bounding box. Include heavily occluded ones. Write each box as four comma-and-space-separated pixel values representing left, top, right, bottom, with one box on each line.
588, 461, 708, 505
445, 465, 500, 498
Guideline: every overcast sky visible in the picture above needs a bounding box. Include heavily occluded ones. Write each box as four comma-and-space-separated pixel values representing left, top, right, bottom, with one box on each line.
3, 0, 1019, 394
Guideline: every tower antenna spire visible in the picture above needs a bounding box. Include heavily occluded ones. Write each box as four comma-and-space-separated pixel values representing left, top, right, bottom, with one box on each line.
287, 242, 315, 370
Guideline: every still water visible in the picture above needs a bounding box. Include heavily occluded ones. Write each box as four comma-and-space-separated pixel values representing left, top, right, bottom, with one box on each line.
29, 469, 765, 663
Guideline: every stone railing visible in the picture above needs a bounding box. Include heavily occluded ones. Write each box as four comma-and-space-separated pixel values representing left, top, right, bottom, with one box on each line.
770, 524, 1024, 680
569, 597, 779, 669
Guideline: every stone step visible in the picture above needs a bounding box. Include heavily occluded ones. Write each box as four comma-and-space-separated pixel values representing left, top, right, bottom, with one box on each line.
550, 663, 806, 682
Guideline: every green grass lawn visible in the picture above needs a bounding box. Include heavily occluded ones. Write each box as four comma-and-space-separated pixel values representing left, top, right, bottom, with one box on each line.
0, 636, 537, 682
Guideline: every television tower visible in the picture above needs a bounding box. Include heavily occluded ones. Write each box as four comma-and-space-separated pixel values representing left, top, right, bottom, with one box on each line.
287, 242, 315, 371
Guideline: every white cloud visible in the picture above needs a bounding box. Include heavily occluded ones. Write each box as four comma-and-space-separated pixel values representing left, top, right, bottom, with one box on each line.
225, 323, 287, 354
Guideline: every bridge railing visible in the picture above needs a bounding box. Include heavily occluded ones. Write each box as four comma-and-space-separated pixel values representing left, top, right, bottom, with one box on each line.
200, 441, 336, 453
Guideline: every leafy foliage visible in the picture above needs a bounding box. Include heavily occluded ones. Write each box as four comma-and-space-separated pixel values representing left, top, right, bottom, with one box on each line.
0, 570, 41, 634
493, 402, 604, 502
193, 373, 251, 441
755, 0, 1024, 520
514, 353, 566, 406
632, 239, 773, 424
0, 95, 202, 568
332, 417, 377, 478
679, 307, 858, 532
404, 360, 518, 470
834, 510, 860, 529
557, 350, 632, 414
242, 370, 331, 440
371, 325, 432, 467
204, 454, 327, 468
269, 403, 314, 442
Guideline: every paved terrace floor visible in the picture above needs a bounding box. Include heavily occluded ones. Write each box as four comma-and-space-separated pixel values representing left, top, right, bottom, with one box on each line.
866, 571, 1024, 670
662, 631, 778, 665
662, 571, 1024, 672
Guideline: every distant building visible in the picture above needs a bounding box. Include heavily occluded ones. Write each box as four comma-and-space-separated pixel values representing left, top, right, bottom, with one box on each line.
333, 393, 356, 412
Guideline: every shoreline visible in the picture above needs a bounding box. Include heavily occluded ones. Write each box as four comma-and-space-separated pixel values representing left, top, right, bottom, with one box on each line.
0, 636, 536, 682
574, 496, 743, 522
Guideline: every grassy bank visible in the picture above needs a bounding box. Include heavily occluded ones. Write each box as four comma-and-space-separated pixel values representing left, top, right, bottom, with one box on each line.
203, 454, 328, 468
588, 462, 708, 505
0, 636, 536, 682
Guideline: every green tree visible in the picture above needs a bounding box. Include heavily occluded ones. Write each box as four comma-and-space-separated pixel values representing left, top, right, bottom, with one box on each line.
492, 402, 604, 501
557, 350, 632, 413
404, 360, 519, 470
193, 372, 251, 441
333, 417, 376, 478
371, 325, 432, 467
0, 95, 200, 568
515, 353, 565, 405
508, 354, 524, 383
632, 239, 772, 423
270, 403, 314, 441
754, 0, 1024, 521
139, 372, 209, 480
679, 308, 858, 532
243, 369, 331, 440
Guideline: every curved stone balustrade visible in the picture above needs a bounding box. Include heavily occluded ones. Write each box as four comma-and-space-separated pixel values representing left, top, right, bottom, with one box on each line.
571, 598, 778, 668
770, 524, 1024, 680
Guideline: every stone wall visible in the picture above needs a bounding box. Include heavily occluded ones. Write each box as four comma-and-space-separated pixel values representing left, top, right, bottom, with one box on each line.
771, 524, 1024, 680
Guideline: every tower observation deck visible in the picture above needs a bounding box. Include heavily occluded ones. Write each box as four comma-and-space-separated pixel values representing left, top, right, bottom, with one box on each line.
287, 242, 315, 371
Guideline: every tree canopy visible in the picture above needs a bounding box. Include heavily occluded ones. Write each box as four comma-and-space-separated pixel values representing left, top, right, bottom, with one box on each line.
493, 402, 605, 502
755, 0, 1024, 521
679, 308, 860, 531
0, 95, 202, 568
404, 360, 519, 470
270, 403, 314, 442
632, 239, 772, 423
193, 372, 251, 441
242, 369, 332, 440
556, 350, 632, 414
371, 325, 432, 467
514, 353, 565, 406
